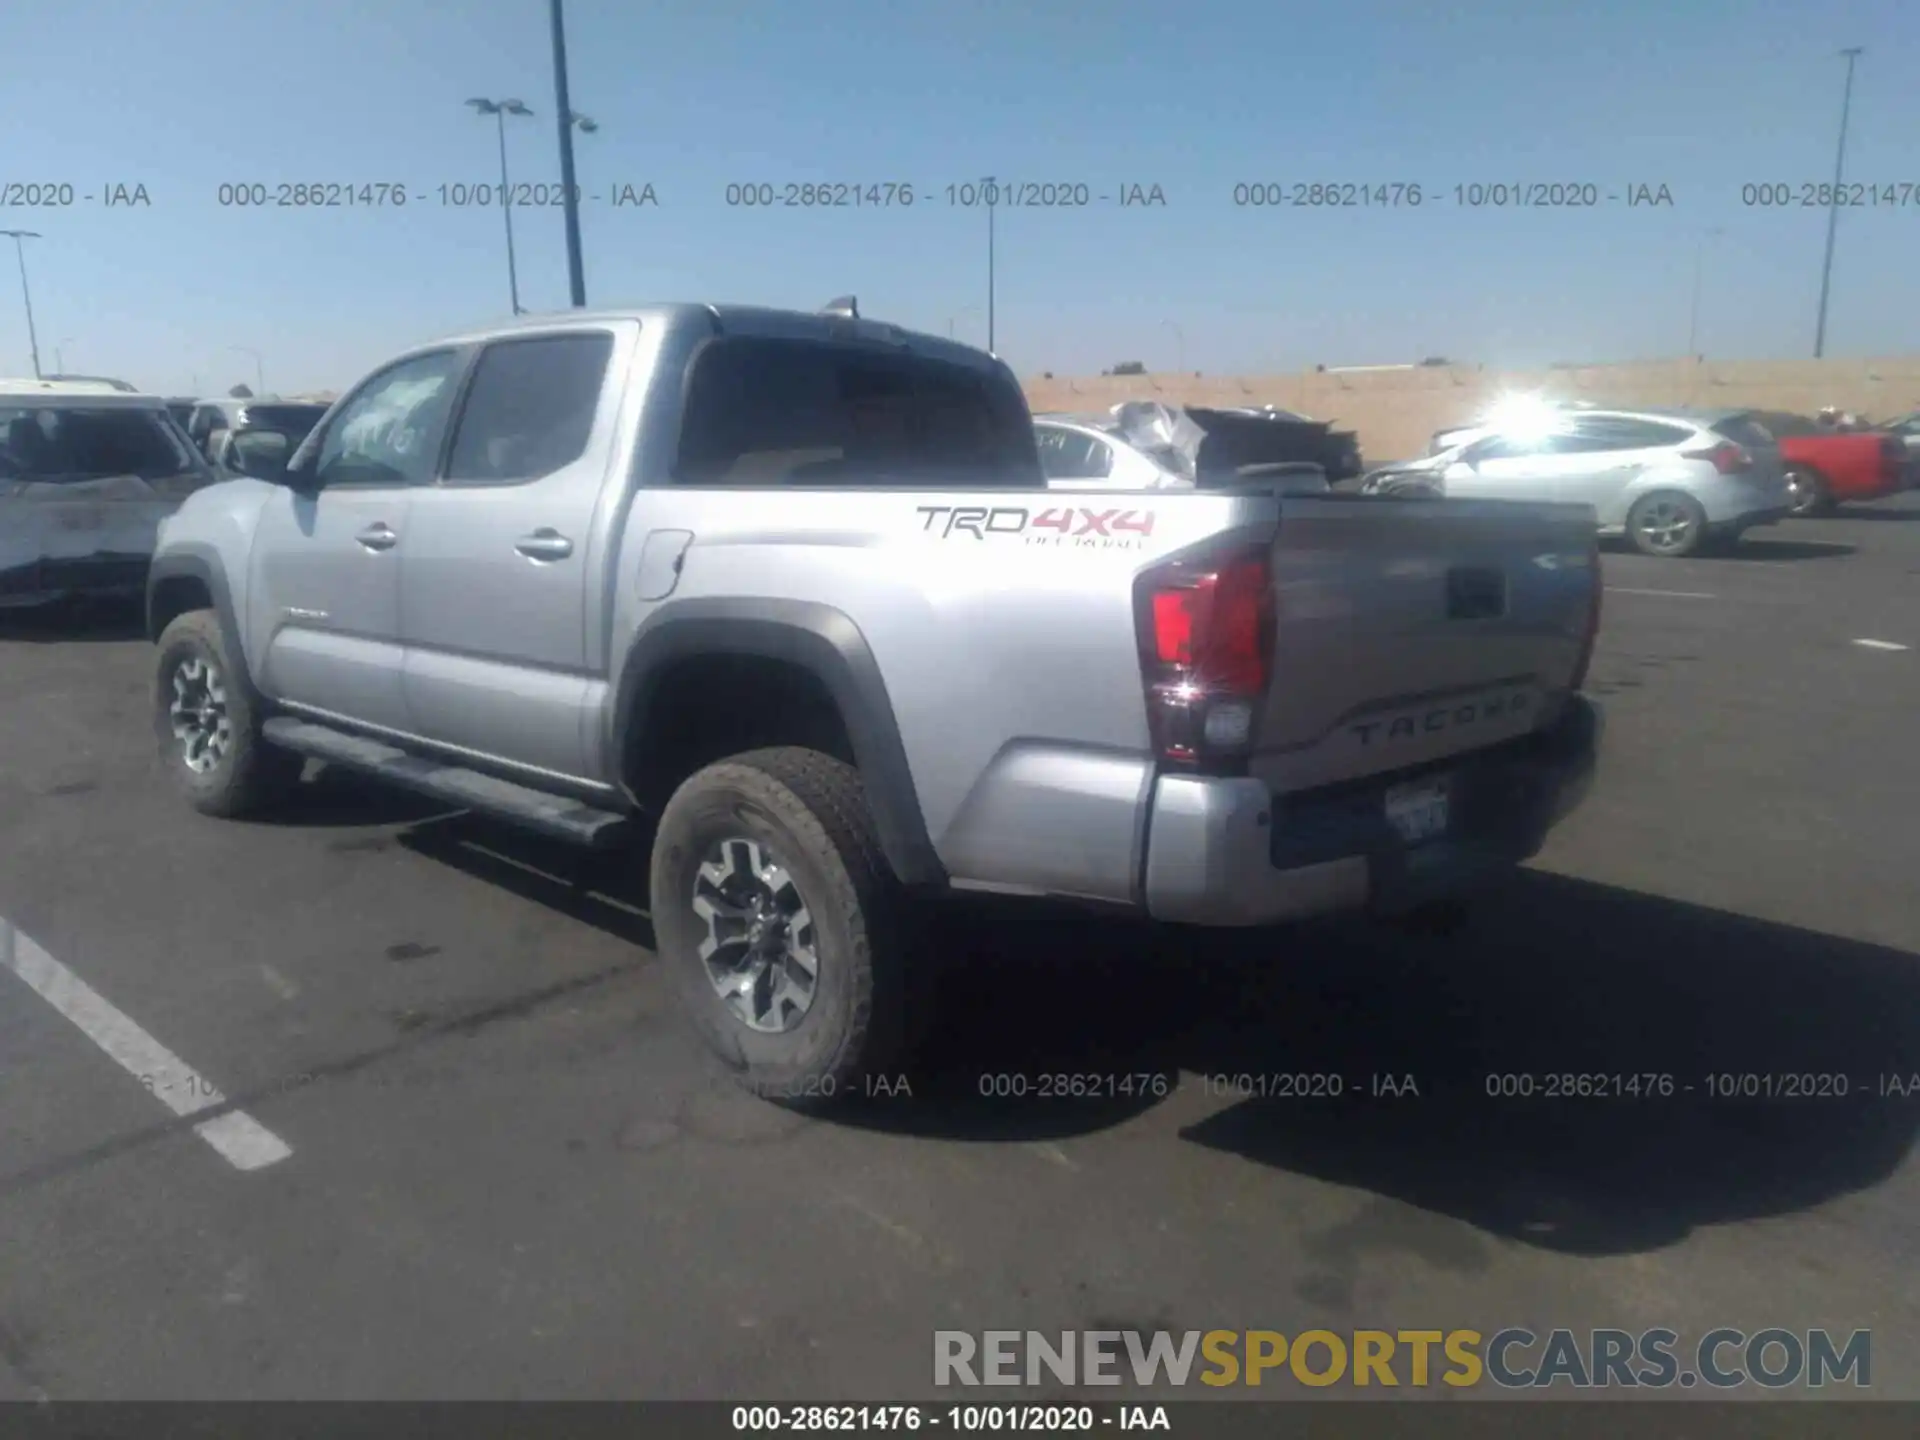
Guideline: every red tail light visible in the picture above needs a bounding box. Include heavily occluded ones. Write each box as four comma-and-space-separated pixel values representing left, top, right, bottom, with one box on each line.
1686, 441, 1751, 475
1136, 546, 1274, 769
1569, 550, 1603, 692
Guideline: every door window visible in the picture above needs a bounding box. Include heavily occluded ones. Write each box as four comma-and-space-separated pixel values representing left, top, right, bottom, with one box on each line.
443, 332, 613, 484
312, 350, 465, 489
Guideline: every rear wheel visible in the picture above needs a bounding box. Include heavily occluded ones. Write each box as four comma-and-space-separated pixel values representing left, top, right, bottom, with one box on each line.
1785, 464, 1833, 517
650, 747, 913, 1106
1626, 492, 1707, 558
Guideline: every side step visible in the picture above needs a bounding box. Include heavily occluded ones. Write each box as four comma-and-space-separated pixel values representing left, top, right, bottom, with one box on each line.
261, 717, 633, 849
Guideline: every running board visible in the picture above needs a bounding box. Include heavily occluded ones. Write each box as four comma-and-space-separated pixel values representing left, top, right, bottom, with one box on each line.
261, 717, 633, 849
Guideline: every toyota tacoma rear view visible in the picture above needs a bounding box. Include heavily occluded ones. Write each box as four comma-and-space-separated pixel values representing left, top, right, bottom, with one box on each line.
145, 300, 1603, 1100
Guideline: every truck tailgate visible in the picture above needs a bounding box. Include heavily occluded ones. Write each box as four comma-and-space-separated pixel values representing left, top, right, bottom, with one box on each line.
1253, 496, 1598, 793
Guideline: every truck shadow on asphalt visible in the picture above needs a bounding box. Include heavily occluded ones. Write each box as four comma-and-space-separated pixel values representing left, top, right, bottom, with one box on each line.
382, 807, 1918, 1258
852, 871, 1920, 1256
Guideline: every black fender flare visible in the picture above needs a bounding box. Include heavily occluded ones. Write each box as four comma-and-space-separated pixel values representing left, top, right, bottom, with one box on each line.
146, 546, 263, 706
611, 598, 947, 889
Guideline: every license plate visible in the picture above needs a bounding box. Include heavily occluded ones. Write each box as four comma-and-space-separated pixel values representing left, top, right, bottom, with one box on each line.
1385, 776, 1451, 844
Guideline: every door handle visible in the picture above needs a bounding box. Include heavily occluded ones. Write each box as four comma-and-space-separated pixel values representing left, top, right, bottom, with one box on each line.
515, 529, 575, 561
355, 523, 398, 552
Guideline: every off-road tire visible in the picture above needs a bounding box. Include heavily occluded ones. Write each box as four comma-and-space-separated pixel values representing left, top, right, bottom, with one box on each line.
650, 747, 913, 1106
153, 609, 303, 817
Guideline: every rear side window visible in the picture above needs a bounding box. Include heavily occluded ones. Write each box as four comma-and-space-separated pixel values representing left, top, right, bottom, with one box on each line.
1567, 418, 1696, 451
1712, 414, 1782, 448
445, 333, 613, 483
0, 405, 201, 483
672, 337, 1042, 487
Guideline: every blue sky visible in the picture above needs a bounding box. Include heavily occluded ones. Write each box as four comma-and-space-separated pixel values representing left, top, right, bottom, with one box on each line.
4, 0, 1916, 395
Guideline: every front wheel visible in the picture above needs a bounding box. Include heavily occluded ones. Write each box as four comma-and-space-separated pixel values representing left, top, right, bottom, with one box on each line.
1626, 491, 1708, 558
649, 747, 913, 1105
153, 610, 303, 817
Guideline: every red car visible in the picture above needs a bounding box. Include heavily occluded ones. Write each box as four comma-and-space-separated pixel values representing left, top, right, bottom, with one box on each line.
1749, 411, 1910, 516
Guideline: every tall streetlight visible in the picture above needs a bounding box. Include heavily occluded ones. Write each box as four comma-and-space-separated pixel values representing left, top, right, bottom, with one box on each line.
549, 0, 588, 308
985, 176, 998, 353
229, 345, 265, 394
55, 336, 76, 373
1813, 47, 1864, 359
1686, 228, 1724, 358
467, 97, 535, 315
947, 305, 980, 342
0, 229, 44, 379
1162, 320, 1186, 374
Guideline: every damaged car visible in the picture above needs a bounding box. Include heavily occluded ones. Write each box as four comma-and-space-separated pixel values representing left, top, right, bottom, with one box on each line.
0, 384, 220, 609
1035, 401, 1333, 493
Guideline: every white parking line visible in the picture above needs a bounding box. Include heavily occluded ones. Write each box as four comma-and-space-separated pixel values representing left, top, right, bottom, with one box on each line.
1852, 638, 1909, 652
0, 918, 293, 1172
1605, 587, 1716, 600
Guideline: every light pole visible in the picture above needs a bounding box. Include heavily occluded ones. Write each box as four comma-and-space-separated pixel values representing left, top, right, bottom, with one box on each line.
0, 229, 44, 379
55, 336, 75, 373
467, 97, 535, 315
1162, 320, 1186, 374
947, 305, 980, 342
229, 346, 265, 394
1686, 228, 1723, 358
549, 0, 588, 308
1814, 47, 1864, 359
985, 176, 997, 353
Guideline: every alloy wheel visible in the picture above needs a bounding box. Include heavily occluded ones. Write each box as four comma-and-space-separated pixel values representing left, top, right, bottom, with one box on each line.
690, 837, 820, 1034
1633, 499, 1698, 555
168, 655, 233, 774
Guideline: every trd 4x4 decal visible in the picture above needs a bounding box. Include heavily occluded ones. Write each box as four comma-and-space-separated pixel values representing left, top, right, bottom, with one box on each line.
915, 505, 1157, 549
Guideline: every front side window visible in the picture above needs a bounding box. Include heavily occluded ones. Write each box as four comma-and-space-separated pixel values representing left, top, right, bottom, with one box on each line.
444, 333, 613, 483
672, 337, 1042, 487
313, 350, 465, 488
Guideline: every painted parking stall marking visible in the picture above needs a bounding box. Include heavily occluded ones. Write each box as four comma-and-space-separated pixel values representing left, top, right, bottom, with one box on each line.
1851, 638, 1908, 652
0, 918, 293, 1172
1605, 587, 1715, 600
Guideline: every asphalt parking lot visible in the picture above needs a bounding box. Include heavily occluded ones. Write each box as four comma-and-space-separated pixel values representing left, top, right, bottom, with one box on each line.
1, 497, 1917, 1402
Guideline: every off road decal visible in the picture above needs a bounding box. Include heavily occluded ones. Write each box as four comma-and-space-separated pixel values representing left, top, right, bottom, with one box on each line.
914, 505, 1157, 550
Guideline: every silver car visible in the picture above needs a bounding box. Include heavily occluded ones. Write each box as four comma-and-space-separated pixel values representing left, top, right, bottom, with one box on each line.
1, 385, 219, 608
1365, 406, 1793, 557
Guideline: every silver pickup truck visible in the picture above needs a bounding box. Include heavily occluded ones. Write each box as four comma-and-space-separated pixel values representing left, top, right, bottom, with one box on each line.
146, 300, 1603, 1100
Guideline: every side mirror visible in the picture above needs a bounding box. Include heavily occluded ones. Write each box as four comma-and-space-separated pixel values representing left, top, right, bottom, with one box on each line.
222, 430, 296, 482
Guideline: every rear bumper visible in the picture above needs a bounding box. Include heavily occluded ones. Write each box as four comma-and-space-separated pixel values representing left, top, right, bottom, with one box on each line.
1142, 696, 1603, 926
